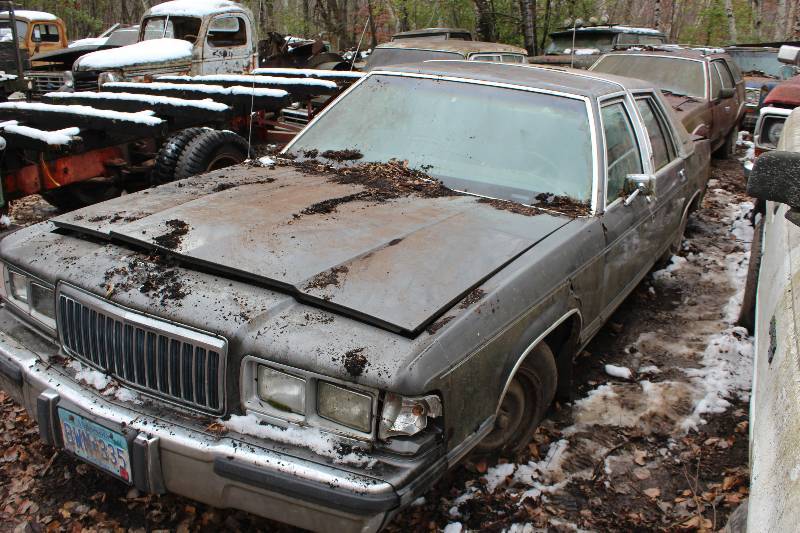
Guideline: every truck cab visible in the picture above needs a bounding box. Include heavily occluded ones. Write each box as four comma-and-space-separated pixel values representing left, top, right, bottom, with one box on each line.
73, 0, 259, 88
0, 10, 68, 59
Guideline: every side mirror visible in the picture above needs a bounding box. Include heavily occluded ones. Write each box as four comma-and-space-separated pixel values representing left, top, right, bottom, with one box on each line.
747, 150, 800, 226
719, 87, 736, 99
623, 174, 656, 205
692, 123, 710, 140
778, 45, 800, 66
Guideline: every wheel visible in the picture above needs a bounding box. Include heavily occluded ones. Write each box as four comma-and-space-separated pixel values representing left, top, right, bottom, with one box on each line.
714, 126, 738, 160
173, 130, 249, 180
737, 215, 764, 334
474, 342, 557, 455
151, 127, 206, 185
41, 180, 121, 212
657, 211, 690, 266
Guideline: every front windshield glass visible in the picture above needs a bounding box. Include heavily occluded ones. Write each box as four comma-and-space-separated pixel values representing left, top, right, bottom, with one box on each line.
592, 55, 706, 98
365, 48, 462, 70
546, 32, 614, 54
288, 75, 594, 204
141, 16, 201, 41
0, 20, 27, 42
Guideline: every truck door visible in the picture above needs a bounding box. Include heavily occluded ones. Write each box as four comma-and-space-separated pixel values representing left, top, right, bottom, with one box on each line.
710, 59, 738, 145
201, 14, 252, 75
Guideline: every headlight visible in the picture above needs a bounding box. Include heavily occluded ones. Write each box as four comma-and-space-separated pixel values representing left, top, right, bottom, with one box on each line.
30, 283, 56, 326
317, 381, 373, 433
379, 393, 442, 439
62, 70, 75, 89
98, 70, 122, 88
257, 365, 306, 414
8, 269, 28, 303
767, 119, 785, 145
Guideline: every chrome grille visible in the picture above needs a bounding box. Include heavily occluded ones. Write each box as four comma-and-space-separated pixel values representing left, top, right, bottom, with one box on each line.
56, 285, 226, 413
28, 72, 97, 98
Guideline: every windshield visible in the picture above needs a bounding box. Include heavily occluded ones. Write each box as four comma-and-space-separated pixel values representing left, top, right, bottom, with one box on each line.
288, 75, 594, 204
365, 48, 462, 70
592, 55, 706, 98
0, 20, 27, 42
546, 33, 614, 54
141, 16, 201, 42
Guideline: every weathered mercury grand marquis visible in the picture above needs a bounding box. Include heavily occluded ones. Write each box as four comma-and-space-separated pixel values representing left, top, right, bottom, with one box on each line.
0, 62, 709, 532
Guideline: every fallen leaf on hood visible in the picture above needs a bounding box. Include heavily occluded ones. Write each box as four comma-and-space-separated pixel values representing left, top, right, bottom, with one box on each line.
633, 450, 648, 466
643, 488, 661, 498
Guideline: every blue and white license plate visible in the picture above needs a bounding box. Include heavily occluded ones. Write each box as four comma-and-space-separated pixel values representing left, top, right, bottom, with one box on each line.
58, 408, 132, 483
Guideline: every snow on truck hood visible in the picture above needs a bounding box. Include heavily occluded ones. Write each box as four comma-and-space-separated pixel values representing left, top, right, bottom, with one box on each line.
50, 166, 572, 335
75, 38, 193, 72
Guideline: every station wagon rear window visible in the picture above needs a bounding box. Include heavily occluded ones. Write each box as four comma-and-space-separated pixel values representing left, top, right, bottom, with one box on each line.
365, 48, 462, 70
593, 55, 706, 99
289, 75, 594, 204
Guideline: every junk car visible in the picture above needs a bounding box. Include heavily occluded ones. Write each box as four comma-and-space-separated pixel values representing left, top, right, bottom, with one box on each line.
0, 61, 709, 532
363, 38, 527, 71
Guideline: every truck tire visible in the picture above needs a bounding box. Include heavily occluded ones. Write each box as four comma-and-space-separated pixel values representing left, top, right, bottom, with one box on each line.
173, 130, 249, 180
737, 215, 764, 334
41, 180, 121, 212
151, 127, 206, 185
474, 342, 557, 456
714, 126, 738, 160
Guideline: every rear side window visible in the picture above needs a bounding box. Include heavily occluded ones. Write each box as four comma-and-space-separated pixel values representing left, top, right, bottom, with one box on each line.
714, 60, 734, 89
636, 97, 675, 170
710, 63, 722, 98
207, 15, 247, 47
602, 102, 643, 204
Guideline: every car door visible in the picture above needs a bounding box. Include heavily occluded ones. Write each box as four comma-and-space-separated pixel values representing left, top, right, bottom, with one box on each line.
634, 93, 689, 256
201, 14, 252, 75
711, 59, 738, 141
598, 97, 658, 320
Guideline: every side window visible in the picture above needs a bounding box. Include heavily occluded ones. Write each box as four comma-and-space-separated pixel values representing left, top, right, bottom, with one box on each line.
602, 102, 643, 205
714, 61, 734, 89
725, 58, 743, 83
709, 63, 722, 99
32, 23, 60, 43
207, 16, 247, 47
472, 54, 501, 62
636, 97, 675, 170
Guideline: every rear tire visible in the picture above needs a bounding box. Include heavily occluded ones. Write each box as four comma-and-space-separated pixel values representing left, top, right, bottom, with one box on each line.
151, 127, 206, 185
737, 215, 764, 334
474, 342, 557, 456
173, 130, 249, 180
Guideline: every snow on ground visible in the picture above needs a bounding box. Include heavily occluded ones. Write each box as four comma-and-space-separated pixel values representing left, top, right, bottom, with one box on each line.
604, 364, 632, 380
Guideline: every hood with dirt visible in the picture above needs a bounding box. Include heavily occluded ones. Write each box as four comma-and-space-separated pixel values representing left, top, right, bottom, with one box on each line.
663, 92, 710, 136
50, 163, 576, 335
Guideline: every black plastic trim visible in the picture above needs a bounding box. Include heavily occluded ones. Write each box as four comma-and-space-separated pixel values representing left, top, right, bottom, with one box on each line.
0, 354, 21, 386
213, 457, 400, 515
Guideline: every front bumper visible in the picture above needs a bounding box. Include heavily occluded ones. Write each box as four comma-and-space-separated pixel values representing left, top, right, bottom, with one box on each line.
0, 310, 443, 533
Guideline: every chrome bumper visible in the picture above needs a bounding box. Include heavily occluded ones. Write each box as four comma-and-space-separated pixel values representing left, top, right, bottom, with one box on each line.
0, 314, 441, 532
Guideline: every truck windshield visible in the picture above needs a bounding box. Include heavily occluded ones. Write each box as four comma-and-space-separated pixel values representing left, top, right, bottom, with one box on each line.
546, 33, 614, 54
141, 16, 201, 42
288, 75, 595, 204
365, 48, 462, 71
592, 54, 707, 98
0, 20, 27, 42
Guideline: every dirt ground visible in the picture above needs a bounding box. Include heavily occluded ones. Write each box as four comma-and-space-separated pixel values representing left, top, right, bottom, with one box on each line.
0, 158, 753, 533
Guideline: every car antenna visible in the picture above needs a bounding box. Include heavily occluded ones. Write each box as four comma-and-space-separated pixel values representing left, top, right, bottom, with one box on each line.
351, 15, 370, 72
569, 18, 584, 68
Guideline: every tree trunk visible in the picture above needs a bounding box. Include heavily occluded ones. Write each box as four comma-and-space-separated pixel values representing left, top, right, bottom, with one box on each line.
540, 0, 552, 52
366, 0, 378, 48
473, 0, 496, 42
775, 0, 788, 41
519, 0, 536, 55
752, 0, 762, 40
654, 0, 662, 30
725, 0, 737, 42
787, 0, 800, 40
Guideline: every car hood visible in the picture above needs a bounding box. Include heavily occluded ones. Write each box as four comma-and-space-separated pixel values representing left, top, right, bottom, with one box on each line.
663, 93, 709, 134
52, 165, 573, 336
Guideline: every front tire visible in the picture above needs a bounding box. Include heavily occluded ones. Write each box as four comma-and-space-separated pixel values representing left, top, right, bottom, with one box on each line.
474, 342, 557, 455
738, 215, 764, 334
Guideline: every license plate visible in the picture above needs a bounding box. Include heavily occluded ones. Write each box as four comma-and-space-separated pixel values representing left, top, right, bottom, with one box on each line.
58, 408, 132, 483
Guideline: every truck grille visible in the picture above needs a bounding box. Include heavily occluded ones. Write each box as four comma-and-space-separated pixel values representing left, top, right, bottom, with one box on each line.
28, 72, 97, 98
56, 285, 227, 413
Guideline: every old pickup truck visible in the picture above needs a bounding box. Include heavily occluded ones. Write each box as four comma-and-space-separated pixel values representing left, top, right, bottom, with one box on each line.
591, 48, 745, 158
0, 62, 709, 532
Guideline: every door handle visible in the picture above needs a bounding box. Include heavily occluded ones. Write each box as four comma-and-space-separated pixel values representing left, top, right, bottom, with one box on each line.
678, 169, 687, 180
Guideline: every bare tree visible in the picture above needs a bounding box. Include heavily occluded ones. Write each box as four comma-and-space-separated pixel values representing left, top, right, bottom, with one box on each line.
519, 0, 536, 54
775, 0, 788, 40
473, 0, 496, 41
724, 0, 737, 42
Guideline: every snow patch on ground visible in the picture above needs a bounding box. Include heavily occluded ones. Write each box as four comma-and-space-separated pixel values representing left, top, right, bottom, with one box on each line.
652, 255, 688, 280
443, 523, 463, 533
604, 364, 632, 380
223, 414, 376, 467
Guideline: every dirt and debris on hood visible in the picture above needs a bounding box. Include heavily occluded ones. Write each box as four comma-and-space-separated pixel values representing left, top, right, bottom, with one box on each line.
341, 348, 370, 377
305, 265, 349, 291
534, 193, 591, 217
426, 315, 455, 335
210, 177, 276, 193
321, 149, 364, 162
153, 219, 190, 250
103, 253, 187, 305
298, 191, 394, 218
459, 288, 486, 309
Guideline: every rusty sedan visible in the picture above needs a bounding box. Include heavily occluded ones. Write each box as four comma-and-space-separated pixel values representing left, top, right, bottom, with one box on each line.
0, 62, 709, 532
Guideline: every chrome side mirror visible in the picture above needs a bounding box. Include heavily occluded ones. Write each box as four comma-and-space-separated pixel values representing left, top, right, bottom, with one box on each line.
624, 174, 656, 206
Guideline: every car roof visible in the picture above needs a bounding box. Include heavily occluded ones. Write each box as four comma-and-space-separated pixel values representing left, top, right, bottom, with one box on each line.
599, 48, 730, 61
550, 25, 665, 37
393, 27, 472, 38
377, 60, 655, 98
764, 75, 800, 106
375, 38, 527, 56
